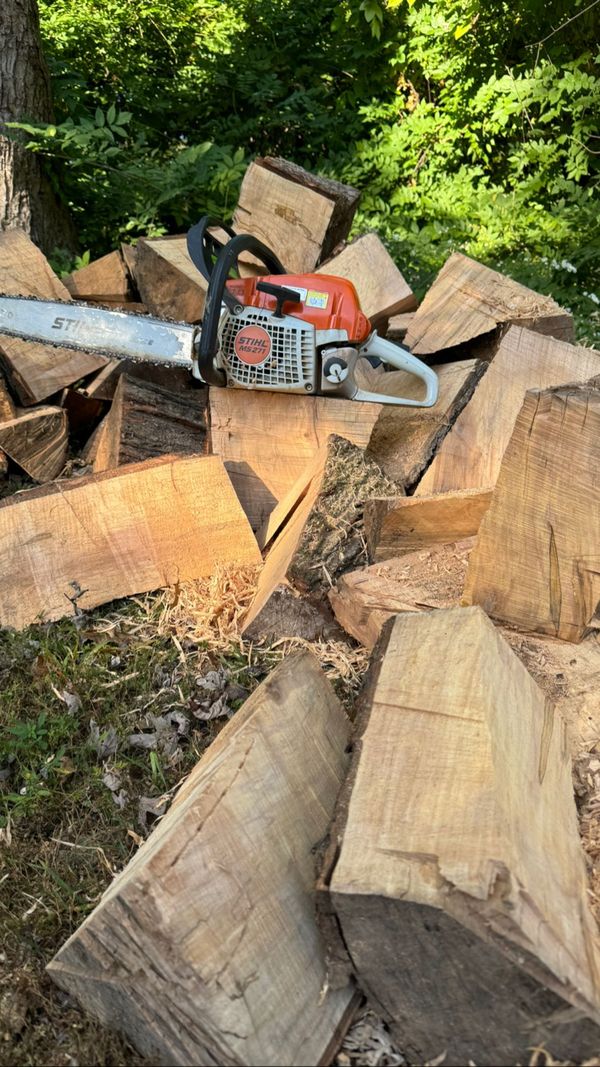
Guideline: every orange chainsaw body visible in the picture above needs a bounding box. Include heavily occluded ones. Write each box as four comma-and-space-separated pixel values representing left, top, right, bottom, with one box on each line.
225, 273, 371, 343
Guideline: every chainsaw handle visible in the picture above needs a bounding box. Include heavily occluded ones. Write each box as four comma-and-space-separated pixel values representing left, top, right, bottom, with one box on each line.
354, 333, 439, 407
187, 216, 286, 316
193, 227, 288, 387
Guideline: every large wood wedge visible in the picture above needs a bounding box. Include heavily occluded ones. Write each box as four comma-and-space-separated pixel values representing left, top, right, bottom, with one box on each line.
366, 359, 484, 487
329, 537, 600, 757
209, 390, 383, 530
405, 252, 574, 355
464, 380, 600, 642
316, 233, 416, 327
48, 651, 355, 1066
365, 488, 492, 561
64, 249, 132, 304
233, 156, 359, 273
329, 540, 472, 648
0, 454, 260, 630
417, 326, 600, 495
242, 436, 397, 636
0, 230, 107, 404
320, 607, 600, 1066
134, 235, 206, 321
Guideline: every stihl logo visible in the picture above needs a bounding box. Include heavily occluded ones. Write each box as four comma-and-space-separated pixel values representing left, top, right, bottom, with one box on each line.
234, 324, 272, 366
52, 316, 84, 333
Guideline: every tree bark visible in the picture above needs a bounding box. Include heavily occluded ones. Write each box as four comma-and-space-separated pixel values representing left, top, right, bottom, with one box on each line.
0, 0, 76, 254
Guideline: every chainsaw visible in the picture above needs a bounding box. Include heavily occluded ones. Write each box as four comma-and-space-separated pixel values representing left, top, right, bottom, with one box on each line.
0, 217, 438, 408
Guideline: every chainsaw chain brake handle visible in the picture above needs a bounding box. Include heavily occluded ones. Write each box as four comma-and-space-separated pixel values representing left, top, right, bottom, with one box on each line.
186, 216, 286, 386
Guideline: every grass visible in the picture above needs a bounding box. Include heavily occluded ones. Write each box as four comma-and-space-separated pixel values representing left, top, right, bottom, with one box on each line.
0, 594, 269, 1065
0, 586, 367, 1065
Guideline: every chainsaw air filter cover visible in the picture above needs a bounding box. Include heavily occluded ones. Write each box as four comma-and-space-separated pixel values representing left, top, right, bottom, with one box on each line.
219, 307, 318, 393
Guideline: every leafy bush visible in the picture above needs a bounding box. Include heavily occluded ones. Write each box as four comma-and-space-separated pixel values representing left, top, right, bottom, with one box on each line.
13, 0, 600, 339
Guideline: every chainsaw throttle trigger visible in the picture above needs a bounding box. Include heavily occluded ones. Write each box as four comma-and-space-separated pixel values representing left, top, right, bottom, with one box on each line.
256, 281, 302, 317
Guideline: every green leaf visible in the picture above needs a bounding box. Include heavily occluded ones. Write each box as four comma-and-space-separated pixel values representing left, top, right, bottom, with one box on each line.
107, 103, 116, 125
95, 107, 105, 127
454, 22, 472, 39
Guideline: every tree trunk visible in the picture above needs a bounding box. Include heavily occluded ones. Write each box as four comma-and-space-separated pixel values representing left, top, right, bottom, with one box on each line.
0, 0, 76, 254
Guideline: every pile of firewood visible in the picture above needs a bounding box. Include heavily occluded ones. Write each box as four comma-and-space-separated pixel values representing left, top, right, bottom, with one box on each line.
2, 157, 600, 1066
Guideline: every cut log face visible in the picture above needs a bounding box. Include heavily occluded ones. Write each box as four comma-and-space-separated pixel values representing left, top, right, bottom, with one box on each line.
364, 488, 492, 561
209, 389, 384, 530
329, 539, 473, 648
0, 229, 71, 300
134, 235, 206, 321
233, 157, 359, 273
0, 454, 261, 630
64, 250, 131, 303
242, 435, 399, 635
0, 372, 16, 422
0, 406, 68, 481
464, 381, 600, 642
367, 359, 484, 487
321, 607, 600, 1065
417, 326, 600, 496
385, 312, 415, 341
48, 651, 355, 1066
316, 233, 416, 326
92, 374, 207, 473
0, 230, 106, 404
405, 252, 574, 355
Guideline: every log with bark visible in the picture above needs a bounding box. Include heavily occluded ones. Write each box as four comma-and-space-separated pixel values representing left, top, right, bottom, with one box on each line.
91, 373, 207, 472
233, 156, 359, 273
0, 0, 77, 254
48, 651, 356, 1066
319, 606, 600, 1066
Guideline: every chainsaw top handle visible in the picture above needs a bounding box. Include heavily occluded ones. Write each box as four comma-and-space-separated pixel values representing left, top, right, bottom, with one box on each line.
186, 216, 287, 386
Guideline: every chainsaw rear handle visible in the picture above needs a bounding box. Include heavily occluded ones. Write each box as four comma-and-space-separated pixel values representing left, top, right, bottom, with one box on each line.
189, 219, 287, 387
354, 333, 439, 407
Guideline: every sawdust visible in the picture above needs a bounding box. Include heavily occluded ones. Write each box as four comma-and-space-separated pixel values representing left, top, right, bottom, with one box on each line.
155, 562, 262, 655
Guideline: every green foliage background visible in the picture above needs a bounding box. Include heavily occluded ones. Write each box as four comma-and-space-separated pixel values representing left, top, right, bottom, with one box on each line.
19, 0, 600, 340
